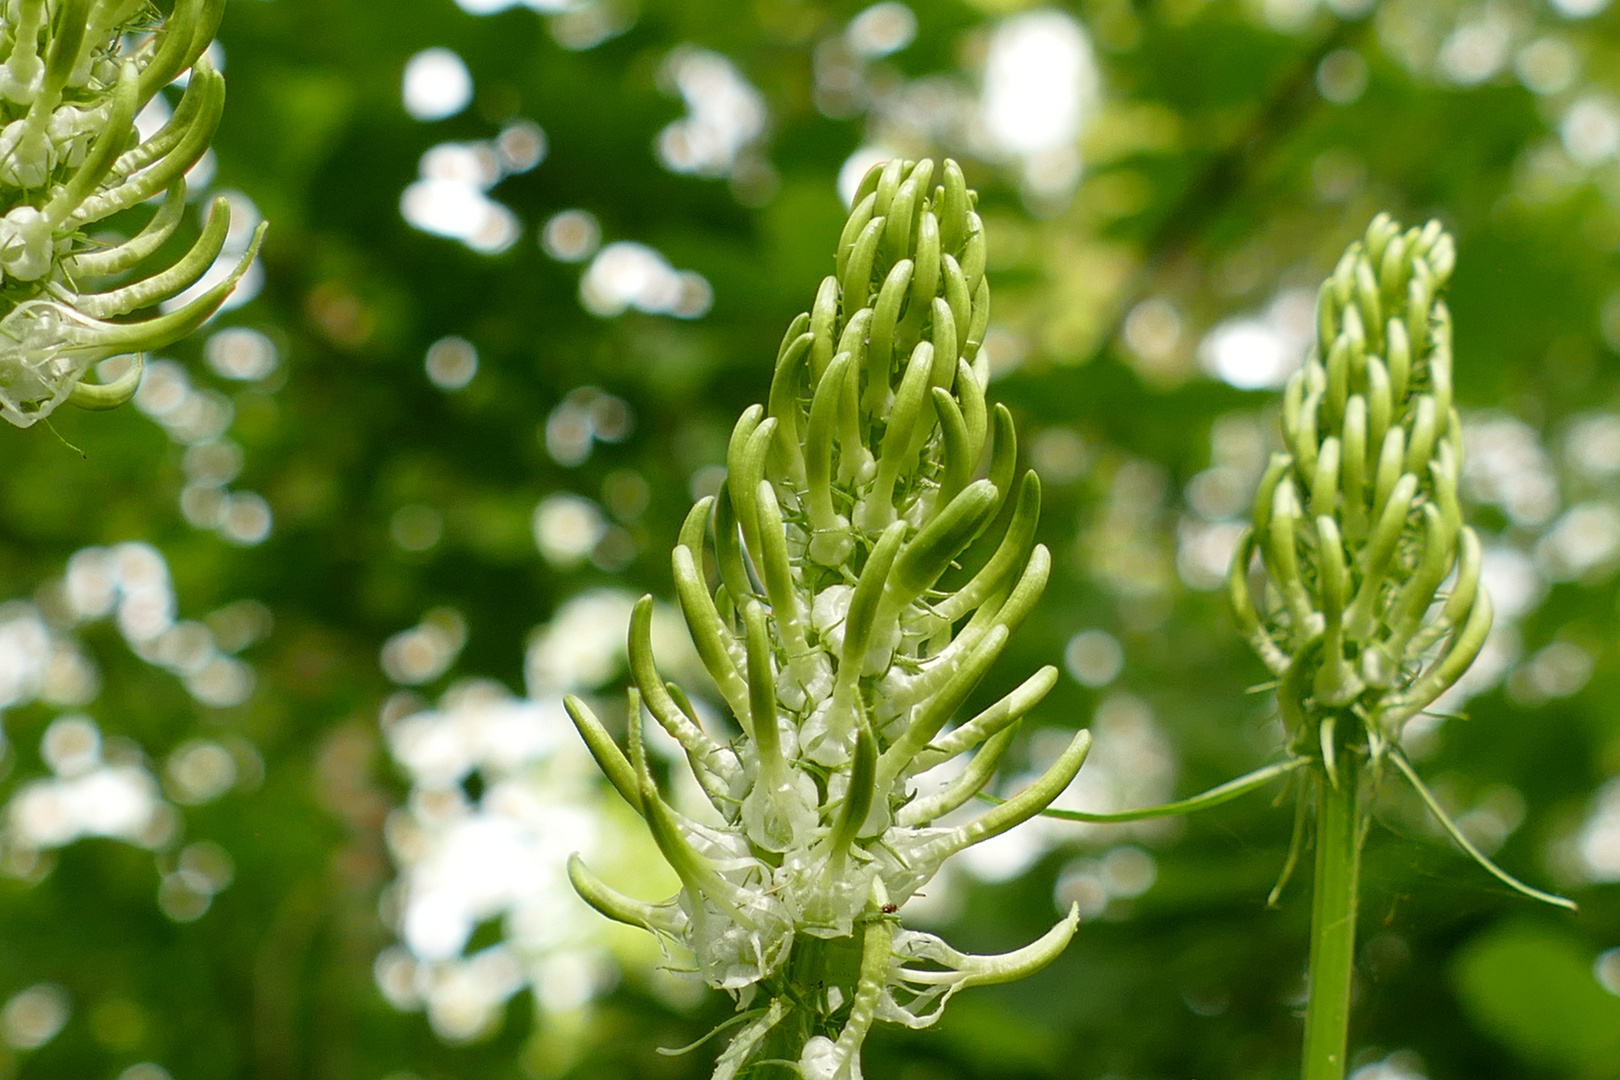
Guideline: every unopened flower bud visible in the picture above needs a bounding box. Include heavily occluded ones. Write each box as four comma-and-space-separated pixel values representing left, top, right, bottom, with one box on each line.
1232, 214, 1488, 768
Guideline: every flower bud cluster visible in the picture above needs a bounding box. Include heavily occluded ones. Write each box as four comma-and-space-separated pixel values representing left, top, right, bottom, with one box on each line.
567, 158, 1087, 1079
1229, 214, 1490, 767
0, 0, 263, 427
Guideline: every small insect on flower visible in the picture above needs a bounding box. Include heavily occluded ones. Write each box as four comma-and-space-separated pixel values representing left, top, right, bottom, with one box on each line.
565, 158, 1091, 1080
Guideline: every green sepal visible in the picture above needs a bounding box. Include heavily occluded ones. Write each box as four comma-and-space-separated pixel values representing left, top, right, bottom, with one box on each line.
1226, 527, 1293, 676
1315, 283, 1337, 359
642, 774, 752, 925
1371, 427, 1406, 519
831, 722, 877, 855
910, 211, 942, 312
940, 158, 968, 252
837, 333, 871, 485
810, 275, 840, 379
65, 182, 187, 280
873, 157, 906, 217
878, 622, 1020, 793
805, 352, 854, 547
72, 195, 233, 319
840, 215, 885, 315
1309, 436, 1341, 520
711, 488, 756, 608
864, 258, 915, 414
1340, 396, 1368, 535
742, 599, 784, 771
628, 594, 741, 789
839, 520, 908, 676
953, 729, 1091, 852
1405, 395, 1438, 476
1252, 453, 1294, 538
888, 479, 999, 608
960, 212, 986, 298
563, 693, 642, 814
835, 194, 877, 285
954, 358, 988, 469
942, 253, 971, 346
1261, 478, 1319, 637
46, 60, 139, 225
88, 222, 266, 356
767, 329, 813, 486
1343, 471, 1418, 640
851, 160, 886, 211
137, 0, 219, 100
900, 722, 1020, 827
567, 853, 685, 936
1382, 586, 1492, 732
1385, 317, 1412, 404
1364, 212, 1398, 272
933, 387, 973, 508
929, 296, 959, 387
670, 546, 753, 725
724, 404, 767, 561
964, 275, 990, 372
935, 471, 1040, 623
884, 168, 922, 260
921, 665, 1058, 767
42, 0, 91, 104
79, 61, 227, 224
1365, 355, 1392, 453
1385, 502, 1456, 655
67, 353, 144, 411
752, 480, 809, 654
1353, 255, 1382, 352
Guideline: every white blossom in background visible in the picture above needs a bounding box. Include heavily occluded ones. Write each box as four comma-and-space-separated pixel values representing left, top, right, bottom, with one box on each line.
579, 242, 714, 319
401, 48, 473, 122
0, 548, 266, 912
401, 131, 541, 255
134, 329, 280, 547
657, 47, 768, 180
0, 984, 70, 1051
450, 0, 636, 50
1575, 777, 1620, 883
1198, 288, 1317, 391
399, 47, 547, 255
977, 10, 1099, 207
377, 590, 695, 1042
827, 6, 1100, 213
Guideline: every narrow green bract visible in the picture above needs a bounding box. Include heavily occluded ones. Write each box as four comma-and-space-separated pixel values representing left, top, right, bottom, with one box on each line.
568, 158, 1087, 1079
0, 0, 263, 427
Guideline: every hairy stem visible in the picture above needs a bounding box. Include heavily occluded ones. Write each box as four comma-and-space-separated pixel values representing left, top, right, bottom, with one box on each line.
1302, 756, 1363, 1080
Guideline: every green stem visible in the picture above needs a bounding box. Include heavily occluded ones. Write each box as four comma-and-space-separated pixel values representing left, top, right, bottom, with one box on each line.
1302, 755, 1363, 1080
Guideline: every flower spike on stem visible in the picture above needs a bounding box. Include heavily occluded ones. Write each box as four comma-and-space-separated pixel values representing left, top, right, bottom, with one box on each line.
568, 159, 1092, 1078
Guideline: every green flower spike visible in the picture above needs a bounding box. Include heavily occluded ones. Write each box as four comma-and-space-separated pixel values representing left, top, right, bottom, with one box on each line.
567, 158, 1088, 1080
1223, 214, 1570, 910
1010, 216, 1572, 1080
0, 0, 265, 427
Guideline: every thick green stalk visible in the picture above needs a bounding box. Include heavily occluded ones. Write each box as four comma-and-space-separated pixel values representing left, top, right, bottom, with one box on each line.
1302, 755, 1363, 1080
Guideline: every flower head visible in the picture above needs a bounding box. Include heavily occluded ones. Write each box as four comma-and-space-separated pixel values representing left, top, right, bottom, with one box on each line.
1230, 214, 1481, 769
568, 158, 1087, 1078
0, 0, 264, 426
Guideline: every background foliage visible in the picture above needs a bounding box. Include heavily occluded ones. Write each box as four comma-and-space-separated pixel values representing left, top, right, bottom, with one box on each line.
0, 0, 1618, 1079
